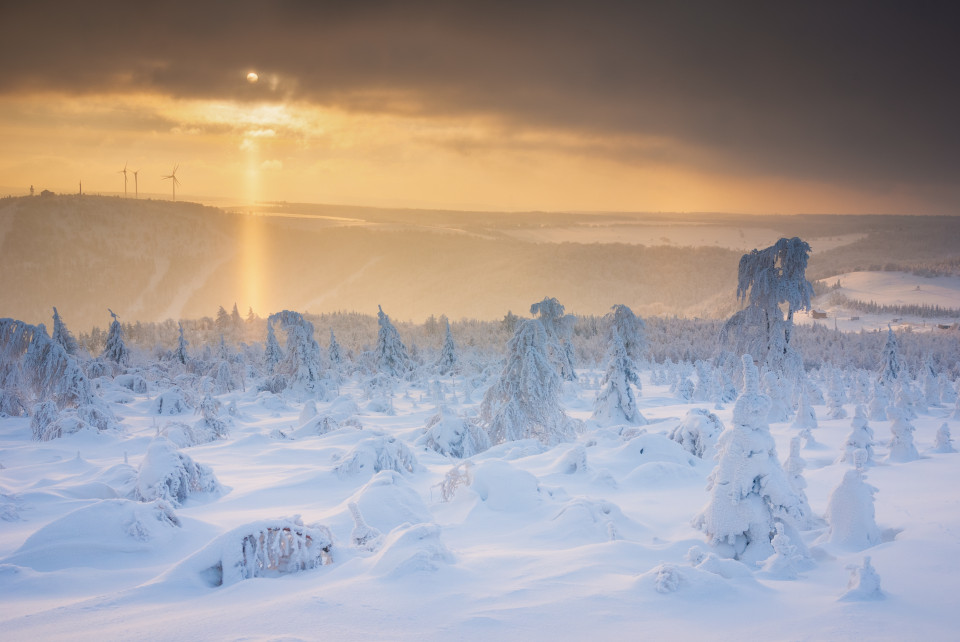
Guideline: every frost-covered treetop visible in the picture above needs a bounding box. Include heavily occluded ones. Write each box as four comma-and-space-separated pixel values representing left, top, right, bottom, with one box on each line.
735, 237, 813, 315
732, 354, 770, 429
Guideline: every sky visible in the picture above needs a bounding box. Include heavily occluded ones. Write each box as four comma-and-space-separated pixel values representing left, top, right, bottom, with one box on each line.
1, 1, 958, 214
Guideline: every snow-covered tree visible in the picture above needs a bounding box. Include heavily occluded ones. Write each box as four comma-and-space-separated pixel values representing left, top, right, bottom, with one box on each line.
692, 354, 810, 565
530, 297, 577, 381
264, 321, 283, 372
328, 329, 342, 369
480, 319, 580, 446
840, 556, 883, 601
51, 307, 78, 356
720, 237, 813, 376
758, 522, 805, 580
824, 468, 881, 551
792, 382, 818, 430
764, 370, 792, 422
668, 408, 723, 459
826, 369, 848, 419
609, 303, 646, 362
268, 310, 324, 393
101, 309, 130, 366
135, 438, 222, 506
838, 405, 875, 465
175, 322, 189, 365
417, 406, 491, 458
867, 381, 890, 422
933, 422, 956, 453
592, 330, 645, 425
923, 358, 941, 406
375, 305, 410, 377
436, 320, 458, 376
876, 326, 905, 388
886, 406, 919, 463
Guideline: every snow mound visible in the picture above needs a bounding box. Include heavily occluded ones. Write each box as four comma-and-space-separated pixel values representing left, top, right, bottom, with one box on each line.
469, 460, 541, 511
3, 499, 180, 571
135, 438, 223, 506
151, 387, 192, 415
370, 522, 454, 578
345, 470, 432, 535
667, 408, 724, 459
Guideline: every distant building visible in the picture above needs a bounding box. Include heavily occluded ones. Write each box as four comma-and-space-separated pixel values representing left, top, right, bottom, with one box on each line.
811, 310, 828, 319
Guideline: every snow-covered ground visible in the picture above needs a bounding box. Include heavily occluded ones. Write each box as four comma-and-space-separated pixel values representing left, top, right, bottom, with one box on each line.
1, 369, 958, 640
798, 270, 960, 333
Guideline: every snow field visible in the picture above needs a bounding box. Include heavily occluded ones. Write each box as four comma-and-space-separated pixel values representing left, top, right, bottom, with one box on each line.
1, 368, 958, 640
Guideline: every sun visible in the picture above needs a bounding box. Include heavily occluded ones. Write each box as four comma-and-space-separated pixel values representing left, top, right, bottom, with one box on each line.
246, 71, 259, 84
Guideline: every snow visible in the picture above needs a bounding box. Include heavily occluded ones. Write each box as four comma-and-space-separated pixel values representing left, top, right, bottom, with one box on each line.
1, 365, 959, 640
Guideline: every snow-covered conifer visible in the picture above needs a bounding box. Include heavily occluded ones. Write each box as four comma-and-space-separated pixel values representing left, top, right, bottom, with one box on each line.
868, 381, 889, 422
694, 360, 713, 403
692, 355, 809, 565
840, 556, 883, 601
348, 502, 383, 552
417, 406, 491, 458
609, 304, 646, 362
886, 407, 919, 463
101, 309, 130, 366
838, 405, 875, 465
51, 307, 78, 356
328, 329, 342, 369
758, 522, 804, 579
264, 321, 283, 372
933, 423, 956, 453
876, 326, 905, 388
268, 310, 324, 393
480, 319, 580, 446
175, 322, 189, 365
938, 373, 956, 405
783, 436, 816, 529
823, 467, 881, 551
437, 320, 458, 375
764, 371, 792, 422
923, 358, 941, 406
375, 305, 410, 377
668, 408, 723, 459
592, 331, 646, 425
530, 297, 577, 381
826, 369, 848, 419
720, 237, 812, 376
135, 438, 222, 506
792, 382, 817, 430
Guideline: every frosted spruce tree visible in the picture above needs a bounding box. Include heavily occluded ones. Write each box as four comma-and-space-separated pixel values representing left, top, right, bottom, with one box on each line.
923, 358, 941, 406
267, 310, 324, 394
609, 303, 646, 363
174, 322, 189, 365
838, 405, 875, 465
886, 406, 919, 463
101, 309, 130, 367
823, 461, 881, 551
592, 330, 646, 425
480, 319, 580, 446
826, 369, 848, 419
328, 329, 342, 369
51, 307, 79, 356
791, 382, 818, 430
530, 297, 577, 381
436, 319, 458, 375
876, 326, 905, 388
264, 320, 283, 373
868, 381, 890, 422
720, 237, 813, 378
693, 355, 810, 565
933, 423, 955, 453
783, 436, 817, 529
375, 305, 410, 377
764, 370, 792, 422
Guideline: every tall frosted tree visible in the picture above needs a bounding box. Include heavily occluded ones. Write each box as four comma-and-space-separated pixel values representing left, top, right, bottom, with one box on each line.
437, 319, 458, 375
876, 326, 905, 388
693, 355, 809, 565
480, 319, 580, 446
721, 237, 813, 376
268, 310, 323, 392
593, 327, 645, 425
101, 309, 130, 366
530, 296, 577, 381
375, 305, 410, 377
328, 329, 342, 369
175, 322, 189, 365
51, 307, 78, 356
609, 304, 646, 363
264, 320, 283, 372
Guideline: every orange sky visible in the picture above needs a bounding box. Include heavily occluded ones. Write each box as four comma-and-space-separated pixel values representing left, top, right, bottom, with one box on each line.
1, 2, 957, 215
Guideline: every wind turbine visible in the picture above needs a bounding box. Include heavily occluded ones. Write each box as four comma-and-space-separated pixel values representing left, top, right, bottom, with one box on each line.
162, 164, 181, 201
118, 162, 128, 198
132, 169, 139, 199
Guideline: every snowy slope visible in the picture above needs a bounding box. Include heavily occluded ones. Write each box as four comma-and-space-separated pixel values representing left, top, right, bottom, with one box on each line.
798, 271, 960, 333
1, 369, 958, 640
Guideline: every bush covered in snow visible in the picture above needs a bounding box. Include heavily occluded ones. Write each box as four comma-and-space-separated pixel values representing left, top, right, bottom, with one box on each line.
667, 408, 724, 459
336, 435, 419, 478
417, 406, 490, 459
135, 438, 222, 506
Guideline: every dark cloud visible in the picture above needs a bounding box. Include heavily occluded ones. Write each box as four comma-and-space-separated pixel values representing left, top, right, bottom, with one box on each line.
2, 1, 959, 205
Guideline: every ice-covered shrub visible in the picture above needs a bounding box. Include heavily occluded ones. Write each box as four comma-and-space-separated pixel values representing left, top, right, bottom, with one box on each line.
135, 438, 222, 506
417, 406, 490, 459
151, 386, 192, 415
838, 405, 875, 464
667, 408, 724, 459
839, 556, 883, 601
191, 517, 333, 587
886, 407, 919, 463
822, 468, 881, 551
933, 423, 955, 454
336, 435, 419, 478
